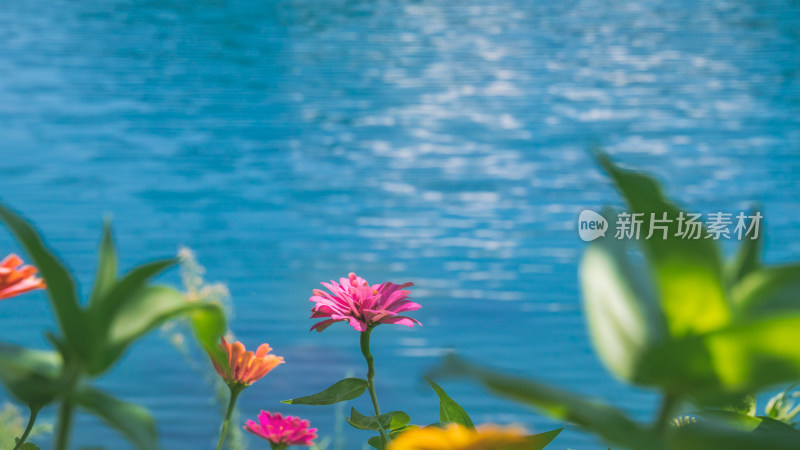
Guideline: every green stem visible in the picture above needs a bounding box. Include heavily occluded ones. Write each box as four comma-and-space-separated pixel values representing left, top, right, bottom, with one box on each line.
55, 399, 75, 450
360, 327, 390, 446
12, 406, 40, 450
655, 394, 679, 432
217, 384, 244, 450
269, 444, 288, 450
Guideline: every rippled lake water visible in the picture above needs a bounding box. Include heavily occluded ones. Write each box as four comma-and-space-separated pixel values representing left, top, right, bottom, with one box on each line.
1, 0, 799, 448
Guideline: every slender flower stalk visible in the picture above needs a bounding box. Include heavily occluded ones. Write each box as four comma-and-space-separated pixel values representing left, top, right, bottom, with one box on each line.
12, 406, 40, 450
210, 337, 284, 450
360, 325, 391, 445
217, 385, 244, 450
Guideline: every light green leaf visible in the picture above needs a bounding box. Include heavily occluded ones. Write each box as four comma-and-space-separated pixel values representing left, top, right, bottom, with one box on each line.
580, 226, 666, 381
189, 304, 228, 369
74, 386, 157, 450
423, 376, 475, 429
88, 221, 117, 308
0, 343, 61, 408
433, 355, 659, 450
598, 153, 729, 337
346, 408, 410, 431
282, 378, 368, 405
704, 313, 800, 394
0, 204, 88, 357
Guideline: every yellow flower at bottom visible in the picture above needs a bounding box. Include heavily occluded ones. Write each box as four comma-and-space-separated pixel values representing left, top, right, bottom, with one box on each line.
387, 423, 528, 450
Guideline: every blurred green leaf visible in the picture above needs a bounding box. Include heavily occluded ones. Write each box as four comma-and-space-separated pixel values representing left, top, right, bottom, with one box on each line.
598, 154, 729, 337
725, 213, 762, 286
423, 376, 475, 429
74, 386, 157, 450
703, 313, 800, 394
0, 204, 89, 358
189, 304, 228, 369
282, 378, 368, 405
0, 343, 61, 408
433, 355, 659, 449
722, 394, 756, 417
667, 416, 800, 450
91, 258, 178, 335
525, 428, 563, 450
93, 285, 220, 375
88, 221, 117, 308
346, 408, 410, 431
18, 443, 40, 450
697, 410, 761, 432
732, 265, 800, 317
580, 227, 666, 381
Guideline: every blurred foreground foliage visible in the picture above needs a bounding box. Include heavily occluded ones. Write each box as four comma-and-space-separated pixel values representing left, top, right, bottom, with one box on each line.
434, 153, 800, 449
0, 208, 227, 449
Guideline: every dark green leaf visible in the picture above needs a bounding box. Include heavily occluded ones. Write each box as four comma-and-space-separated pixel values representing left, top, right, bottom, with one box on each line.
282, 378, 368, 405
18, 443, 41, 450
367, 436, 383, 450
580, 226, 666, 381
88, 221, 117, 308
0, 204, 88, 357
423, 376, 475, 429
732, 264, 800, 317
524, 428, 563, 450
667, 416, 800, 450
433, 355, 658, 449
598, 153, 729, 337
346, 408, 410, 431
75, 386, 157, 450
0, 343, 61, 408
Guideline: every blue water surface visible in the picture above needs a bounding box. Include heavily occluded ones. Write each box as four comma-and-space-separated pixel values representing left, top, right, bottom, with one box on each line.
1, 0, 799, 448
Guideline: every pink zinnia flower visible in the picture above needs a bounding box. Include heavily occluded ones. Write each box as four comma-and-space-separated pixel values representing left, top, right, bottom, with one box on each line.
244, 411, 317, 448
309, 272, 420, 332
0, 254, 46, 300
211, 337, 284, 386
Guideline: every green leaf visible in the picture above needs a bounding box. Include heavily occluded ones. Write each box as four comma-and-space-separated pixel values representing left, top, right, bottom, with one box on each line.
698, 410, 761, 432
0, 343, 62, 408
0, 204, 88, 357
74, 386, 157, 450
598, 153, 729, 337
189, 303, 228, 369
703, 313, 800, 394
18, 443, 41, 450
725, 212, 762, 285
433, 355, 659, 450
346, 408, 410, 431
580, 226, 666, 381
88, 221, 117, 308
732, 264, 800, 317
667, 416, 800, 450
423, 376, 475, 429
282, 378, 368, 405
92, 285, 221, 375
367, 436, 383, 450
91, 258, 178, 333
524, 428, 563, 450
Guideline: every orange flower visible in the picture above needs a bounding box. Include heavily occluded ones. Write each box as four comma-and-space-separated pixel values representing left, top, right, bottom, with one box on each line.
212, 337, 284, 386
0, 254, 46, 300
